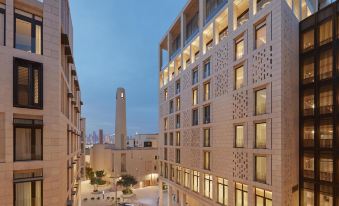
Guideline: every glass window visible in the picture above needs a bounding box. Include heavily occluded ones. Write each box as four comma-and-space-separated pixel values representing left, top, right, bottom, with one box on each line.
255, 188, 272, 206
164, 89, 168, 101
302, 57, 314, 84
14, 119, 42, 161
204, 151, 211, 170
319, 185, 333, 206
319, 119, 333, 149
319, 49, 333, 80
14, 58, 43, 108
255, 22, 267, 49
15, 10, 42, 54
204, 128, 211, 147
319, 19, 333, 46
235, 37, 244, 60
235, 66, 244, 90
184, 169, 190, 188
303, 120, 314, 147
176, 132, 180, 146
169, 100, 174, 113
14, 169, 43, 206
203, 105, 211, 124
320, 157, 333, 182
164, 118, 168, 130
255, 156, 267, 183
235, 125, 244, 148
176, 114, 180, 128
170, 133, 174, 146
255, 123, 266, 149
193, 88, 198, 105
204, 82, 210, 101
255, 89, 266, 115
192, 68, 198, 85
176, 166, 182, 184
205, 0, 227, 22
303, 154, 314, 178
203, 60, 211, 78
176, 149, 180, 163
164, 133, 167, 145
303, 187, 314, 206
319, 86, 333, 114
302, 29, 314, 52
176, 97, 180, 111
204, 174, 213, 199
235, 182, 248, 206
0, 5, 5, 46
303, 89, 314, 116
217, 178, 228, 205
176, 80, 180, 94
164, 148, 168, 160
192, 109, 199, 126
192, 170, 200, 192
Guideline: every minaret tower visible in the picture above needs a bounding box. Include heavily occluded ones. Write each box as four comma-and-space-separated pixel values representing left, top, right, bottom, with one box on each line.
115, 88, 127, 149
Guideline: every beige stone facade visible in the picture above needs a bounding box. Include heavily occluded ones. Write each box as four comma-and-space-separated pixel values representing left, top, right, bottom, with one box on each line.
158, 0, 304, 205
0, 0, 83, 205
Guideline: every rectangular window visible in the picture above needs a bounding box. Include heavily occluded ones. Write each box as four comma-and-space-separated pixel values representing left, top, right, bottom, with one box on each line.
320, 157, 333, 182
170, 133, 174, 146
255, 22, 266, 49
169, 100, 174, 113
176, 166, 182, 184
14, 58, 43, 109
176, 114, 180, 129
235, 66, 244, 90
255, 156, 267, 183
192, 170, 200, 192
203, 60, 211, 78
302, 57, 314, 84
176, 80, 181, 94
235, 183, 248, 206
193, 88, 198, 105
192, 109, 198, 126
14, 119, 43, 161
184, 169, 190, 188
176, 149, 180, 163
303, 154, 314, 178
235, 125, 244, 148
203, 105, 211, 124
302, 184, 314, 206
319, 85, 333, 114
0, 4, 5, 46
14, 169, 43, 206
203, 82, 210, 101
164, 148, 168, 160
255, 123, 266, 149
164, 118, 168, 130
192, 68, 198, 85
15, 9, 42, 54
235, 36, 244, 60
303, 120, 314, 147
303, 89, 314, 116
204, 151, 211, 170
319, 19, 333, 46
176, 132, 180, 146
217, 178, 228, 205
164, 133, 168, 146
204, 174, 213, 199
255, 89, 266, 115
302, 29, 314, 52
164, 89, 168, 101
204, 128, 211, 147
319, 119, 333, 149
176, 97, 181, 111
319, 49, 333, 80
255, 188, 272, 206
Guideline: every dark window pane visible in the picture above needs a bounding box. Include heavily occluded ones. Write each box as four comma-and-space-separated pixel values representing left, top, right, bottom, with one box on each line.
17, 66, 29, 106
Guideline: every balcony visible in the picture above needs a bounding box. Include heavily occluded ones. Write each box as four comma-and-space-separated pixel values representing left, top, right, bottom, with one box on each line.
205, 0, 228, 25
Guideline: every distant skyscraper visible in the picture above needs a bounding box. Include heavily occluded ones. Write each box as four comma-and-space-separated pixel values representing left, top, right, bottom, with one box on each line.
99, 129, 104, 144
115, 88, 127, 149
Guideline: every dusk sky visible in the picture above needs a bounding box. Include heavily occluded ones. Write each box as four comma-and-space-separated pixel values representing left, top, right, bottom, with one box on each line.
69, 1, 186, 136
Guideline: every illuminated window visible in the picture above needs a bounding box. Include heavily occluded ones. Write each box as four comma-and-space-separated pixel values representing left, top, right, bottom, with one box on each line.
164, 118, 168, 130
184, 169, 190, 188
255, 22, 267, 49
164, 89, 168, 101
319, 85, 333, 115
193, 88, 198, 105
255, 123, 266, 149
303, 120, 314, 147
176, 132, 180, 146
320, 157, 333, 182
204, 82, 210, 101
235, 125, 244, 148
204, 151, 211, 170
302, 57, 314, 84
217, 178, 228, 205
255, 89, 267, 115
319, 119, 333, 149
303, 89, 314, 116
192, 170, 200, 192
255, 156, 267, 183
303, 154, 314, 178
235, 36, 244, 60
255, 188, 272, 206
319, 19, 333, 46
15, 9, 42, 54
204, 174, 213, 199
235, 66, 244, 90
176, 97, 181, 111
204, 128, 211, 147
235, 183, 248, 206
302, 184, 314, 206
319, 49, 333, 80
302, 29, 314, 52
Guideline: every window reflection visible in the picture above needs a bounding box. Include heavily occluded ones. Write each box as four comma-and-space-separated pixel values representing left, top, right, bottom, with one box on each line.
319, 19, 332, 46
319, 50, 333, 80
303, 89, 314, 116
319, 86, 333, 114
319, 120, 333, 148
303, 57, 314, 84
302, 30, 314, 52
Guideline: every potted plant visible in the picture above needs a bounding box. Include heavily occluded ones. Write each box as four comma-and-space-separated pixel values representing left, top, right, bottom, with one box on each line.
117, 175, 137, 197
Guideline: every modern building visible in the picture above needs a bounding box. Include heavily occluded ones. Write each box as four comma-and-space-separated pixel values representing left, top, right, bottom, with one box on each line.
90, 88, 159, 187
158, 0, 338, 206
0, 0, 83, 205
128, 133, 159, 148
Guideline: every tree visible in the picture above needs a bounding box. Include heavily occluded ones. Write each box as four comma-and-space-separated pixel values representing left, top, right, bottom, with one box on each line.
117, 175, 138, 195
86, 167, 94, 180
89, 170, 106, 192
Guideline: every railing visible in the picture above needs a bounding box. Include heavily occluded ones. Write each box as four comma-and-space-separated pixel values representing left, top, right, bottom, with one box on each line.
303, 76, 314, 84
320, 139, 333, 148
320, 171, 333, 182
185, 28, 199, 46
319, 105, 333, 114
170, 48, 181, 61
304, 108, 314, 116
303, 139, 314, 147
204, 0, 228, 25
319, 71, 333, 80
304, 170, 314, 178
